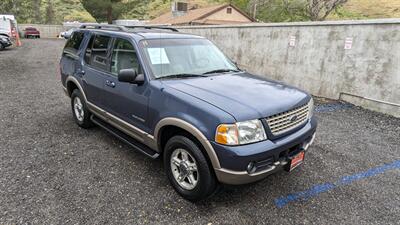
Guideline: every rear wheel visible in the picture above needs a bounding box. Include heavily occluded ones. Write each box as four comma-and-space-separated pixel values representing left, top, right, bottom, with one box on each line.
70, 89, 94, 128
164, 135, 218, 201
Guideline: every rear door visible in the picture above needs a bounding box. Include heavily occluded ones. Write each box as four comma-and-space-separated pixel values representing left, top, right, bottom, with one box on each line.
81, 33, 112, 108
60, 31, 85, 88
102, 37, 149, 132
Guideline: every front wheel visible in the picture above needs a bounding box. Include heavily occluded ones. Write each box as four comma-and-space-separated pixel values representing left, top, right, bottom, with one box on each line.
0, 43, 4, 50
164, 135, 218, 201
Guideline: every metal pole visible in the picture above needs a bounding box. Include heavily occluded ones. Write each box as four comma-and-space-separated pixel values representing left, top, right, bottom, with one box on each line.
339, 92, 400, 107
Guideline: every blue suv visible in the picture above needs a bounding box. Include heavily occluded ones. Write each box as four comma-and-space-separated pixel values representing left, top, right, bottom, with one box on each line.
60, 24, 317, 201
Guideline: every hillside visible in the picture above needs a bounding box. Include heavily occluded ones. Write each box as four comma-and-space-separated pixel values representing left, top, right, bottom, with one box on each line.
346, 0, 400, 18
6, 0, 400, 24
331, 0, 400, 19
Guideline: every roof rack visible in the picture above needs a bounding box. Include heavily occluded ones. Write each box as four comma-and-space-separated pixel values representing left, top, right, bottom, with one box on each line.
79, 23, 128, 31
79, 23, 179, 33
125, 26, 179, 32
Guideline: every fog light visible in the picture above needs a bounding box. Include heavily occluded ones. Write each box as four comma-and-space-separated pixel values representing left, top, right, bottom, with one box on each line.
247, 162, 256, 174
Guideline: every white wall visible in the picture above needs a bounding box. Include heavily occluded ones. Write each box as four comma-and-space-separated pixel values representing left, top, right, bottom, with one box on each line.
178, 19, 400, 117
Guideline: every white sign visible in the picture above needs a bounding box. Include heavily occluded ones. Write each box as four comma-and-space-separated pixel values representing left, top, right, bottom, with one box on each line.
147, 48, 170, 64
344, 37, 353, 50
289, 36, 296, 47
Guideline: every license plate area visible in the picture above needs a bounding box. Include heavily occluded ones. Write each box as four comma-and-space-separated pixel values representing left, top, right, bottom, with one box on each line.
288, 151, 305, 172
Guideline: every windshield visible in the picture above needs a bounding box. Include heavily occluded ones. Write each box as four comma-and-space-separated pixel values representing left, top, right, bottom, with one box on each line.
140, 38, 237, 78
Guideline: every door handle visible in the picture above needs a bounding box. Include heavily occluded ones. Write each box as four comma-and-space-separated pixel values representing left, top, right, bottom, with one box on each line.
105, 80, 115, 88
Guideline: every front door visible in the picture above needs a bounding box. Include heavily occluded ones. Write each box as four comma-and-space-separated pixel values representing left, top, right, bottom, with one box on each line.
102, 37, 149, 132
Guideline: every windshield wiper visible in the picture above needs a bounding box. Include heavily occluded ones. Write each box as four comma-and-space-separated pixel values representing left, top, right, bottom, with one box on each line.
156, 73, 208, 80
202, 69, 241, 75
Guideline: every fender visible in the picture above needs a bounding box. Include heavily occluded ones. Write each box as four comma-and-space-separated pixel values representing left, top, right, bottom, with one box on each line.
154, 117, 221, 169
65, 76, 87, 101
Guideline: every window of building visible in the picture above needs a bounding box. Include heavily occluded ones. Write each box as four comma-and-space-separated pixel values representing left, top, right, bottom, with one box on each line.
227, 7, 232, 14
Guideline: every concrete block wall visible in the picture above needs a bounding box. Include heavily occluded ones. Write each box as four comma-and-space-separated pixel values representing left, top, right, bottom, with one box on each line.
19, 24, 64, 38
178, 19, 400, 118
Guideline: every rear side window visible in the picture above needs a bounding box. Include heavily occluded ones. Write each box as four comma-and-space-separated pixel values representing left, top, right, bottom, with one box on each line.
84, 34, 111, 71
64, 31, 84, 55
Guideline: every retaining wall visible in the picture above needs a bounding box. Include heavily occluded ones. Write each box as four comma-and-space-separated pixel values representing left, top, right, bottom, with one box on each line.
178, 19, 400, 117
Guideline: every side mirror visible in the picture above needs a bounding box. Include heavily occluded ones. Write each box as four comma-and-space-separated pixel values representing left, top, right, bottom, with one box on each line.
63, 33, 71, 39
118, 69, 144, 85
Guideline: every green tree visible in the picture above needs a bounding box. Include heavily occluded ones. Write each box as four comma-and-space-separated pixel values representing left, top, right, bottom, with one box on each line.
64, 10, 96, 22
122, 0, 150, 20
306, 0, 348, 21
251, 0, 347, 22
254, 0, 308, 22
81, 0, 140, 24
33, 0, 42, 23
0, 0, 43, 23
45, 0, 56, 24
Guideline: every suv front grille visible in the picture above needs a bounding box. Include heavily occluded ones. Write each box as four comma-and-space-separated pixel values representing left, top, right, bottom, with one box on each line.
266, 104, 309, 135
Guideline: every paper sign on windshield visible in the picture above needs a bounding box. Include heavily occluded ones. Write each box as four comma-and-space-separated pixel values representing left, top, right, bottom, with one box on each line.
147, 48, 170, 64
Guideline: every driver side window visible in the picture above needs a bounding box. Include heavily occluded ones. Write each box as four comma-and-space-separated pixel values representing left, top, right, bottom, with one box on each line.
111, 38, 141, 76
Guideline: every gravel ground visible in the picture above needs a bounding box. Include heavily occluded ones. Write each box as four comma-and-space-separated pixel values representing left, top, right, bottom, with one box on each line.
0, 39, 399, 225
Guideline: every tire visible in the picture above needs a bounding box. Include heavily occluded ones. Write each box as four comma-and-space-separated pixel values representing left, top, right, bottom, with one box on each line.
0, 43, 4, 50
164, 135, 218, 202
70, 89, 94, 129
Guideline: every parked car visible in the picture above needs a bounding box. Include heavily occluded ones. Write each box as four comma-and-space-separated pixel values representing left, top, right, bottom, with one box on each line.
60, 24, 317, 201
24, 27, 40, 38
0, 34, 12, 50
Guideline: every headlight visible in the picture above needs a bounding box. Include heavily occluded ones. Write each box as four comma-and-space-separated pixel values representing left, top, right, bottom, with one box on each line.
308, 98, 314, 119
215, 119, 267, 145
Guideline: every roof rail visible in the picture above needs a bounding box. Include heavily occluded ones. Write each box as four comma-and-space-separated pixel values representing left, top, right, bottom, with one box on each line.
124, 25, 179, 32
79, 23, 128, 32
79, 23, 179, 33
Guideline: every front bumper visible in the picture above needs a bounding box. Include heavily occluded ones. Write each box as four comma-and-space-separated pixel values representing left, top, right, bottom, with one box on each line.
1, 40, 12, 47
213, 117, 317, 185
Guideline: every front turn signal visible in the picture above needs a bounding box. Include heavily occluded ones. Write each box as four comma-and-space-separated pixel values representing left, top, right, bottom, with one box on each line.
215, 124, 239, 145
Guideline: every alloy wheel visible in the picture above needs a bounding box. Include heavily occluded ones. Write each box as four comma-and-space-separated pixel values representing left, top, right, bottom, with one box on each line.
170, 148, 199, 190
73, 97, 84, 122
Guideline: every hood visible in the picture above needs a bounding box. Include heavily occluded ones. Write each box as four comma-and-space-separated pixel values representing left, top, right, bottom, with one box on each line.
162, 72, 310, 121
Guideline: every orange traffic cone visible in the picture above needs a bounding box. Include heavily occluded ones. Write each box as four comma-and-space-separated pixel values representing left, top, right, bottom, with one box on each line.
15, 30, 22, 47
11, 27, 22, 47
